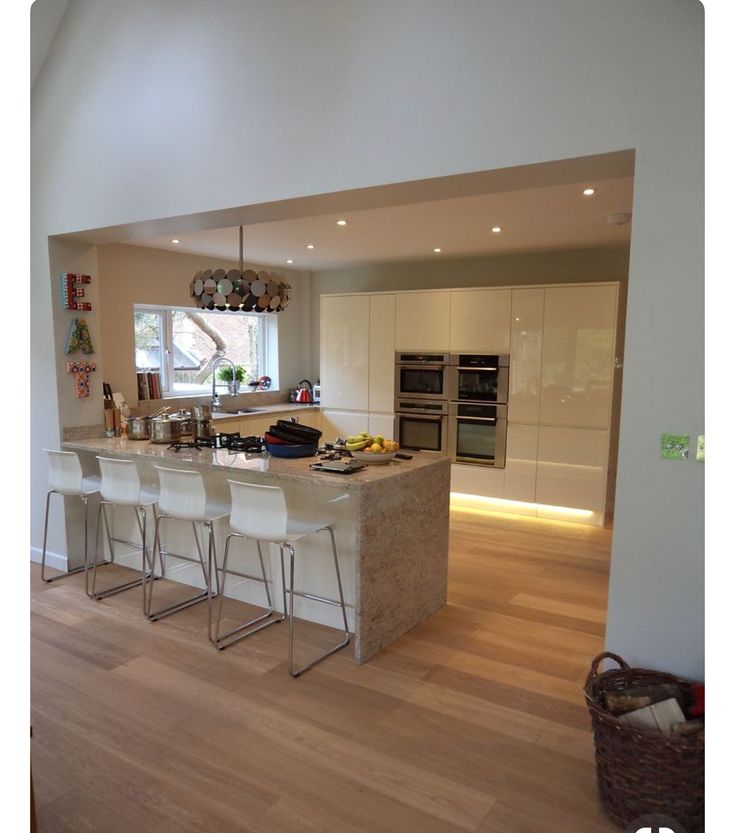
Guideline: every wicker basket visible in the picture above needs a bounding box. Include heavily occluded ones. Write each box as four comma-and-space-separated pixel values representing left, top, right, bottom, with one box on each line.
584, 652, 704, 832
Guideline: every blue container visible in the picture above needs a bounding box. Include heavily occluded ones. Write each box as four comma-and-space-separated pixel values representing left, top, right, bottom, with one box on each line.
265, 441, 318, 459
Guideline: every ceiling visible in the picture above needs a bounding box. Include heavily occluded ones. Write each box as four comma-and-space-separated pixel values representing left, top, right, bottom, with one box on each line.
134, 176, 633, 271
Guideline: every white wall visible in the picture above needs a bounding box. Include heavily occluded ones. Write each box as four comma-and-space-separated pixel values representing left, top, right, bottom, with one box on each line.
31, 0, 703, 678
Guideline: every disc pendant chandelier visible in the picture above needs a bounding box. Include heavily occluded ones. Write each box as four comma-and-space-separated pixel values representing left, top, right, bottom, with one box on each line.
190, 226, 291, 313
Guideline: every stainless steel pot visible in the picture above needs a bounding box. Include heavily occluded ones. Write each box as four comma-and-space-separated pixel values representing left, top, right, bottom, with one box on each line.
150, 415, 183, 444
192, 419, 214, 441
192, 404, 212, 421
170, 410, 192, 436
126, 416, 151, 440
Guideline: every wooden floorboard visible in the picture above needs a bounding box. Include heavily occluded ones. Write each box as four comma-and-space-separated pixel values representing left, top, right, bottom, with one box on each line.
31, 508, 618, 832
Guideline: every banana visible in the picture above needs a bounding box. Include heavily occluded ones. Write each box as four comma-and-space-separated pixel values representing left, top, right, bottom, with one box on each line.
345, 439, 370, 451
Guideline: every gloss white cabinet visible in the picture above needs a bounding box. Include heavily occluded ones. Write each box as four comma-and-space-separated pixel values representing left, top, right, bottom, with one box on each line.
503, 423, 539, 503
320, 409, 370, 443
321, 295, 369, 411
369, 294, 396, 412
395, 291, 451, 351
509, 288, 544, 424
449, 289, 511, 352
540, 284, 617, 429
535, 426, 609, 522
368, 413, 397, 441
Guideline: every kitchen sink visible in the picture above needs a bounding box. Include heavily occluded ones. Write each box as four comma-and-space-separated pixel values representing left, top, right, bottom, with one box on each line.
217, 408, 266, 415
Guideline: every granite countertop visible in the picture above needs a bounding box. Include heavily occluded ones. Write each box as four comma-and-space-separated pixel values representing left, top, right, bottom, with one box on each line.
62, 437, 449, 491
211, 403, 320, 421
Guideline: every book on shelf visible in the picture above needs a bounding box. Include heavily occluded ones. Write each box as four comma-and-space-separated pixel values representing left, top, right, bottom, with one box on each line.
136, 371, 161, 401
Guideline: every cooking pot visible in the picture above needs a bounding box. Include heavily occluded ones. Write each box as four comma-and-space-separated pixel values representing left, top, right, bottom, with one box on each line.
150, 414, 183, 444
192, 419, 215, 441
170, 409, 192, 436
192, 403, 212, 421
126, 416, 151, 440
295, 379, 313, 404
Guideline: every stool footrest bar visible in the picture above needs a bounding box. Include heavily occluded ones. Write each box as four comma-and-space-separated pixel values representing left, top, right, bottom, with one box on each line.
148, 590, 210, 622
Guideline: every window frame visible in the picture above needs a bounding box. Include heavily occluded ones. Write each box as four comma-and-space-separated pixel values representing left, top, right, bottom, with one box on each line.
133, 303, 271, 398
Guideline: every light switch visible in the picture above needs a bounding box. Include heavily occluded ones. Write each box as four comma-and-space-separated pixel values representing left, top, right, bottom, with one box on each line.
660, 433, 690, 460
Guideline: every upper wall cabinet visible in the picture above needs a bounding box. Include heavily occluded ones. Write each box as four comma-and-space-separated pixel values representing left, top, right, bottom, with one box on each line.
540, 284, 617, 429
369, 294, 396, 413
395, 291, 451, 351
449, 289, 511, 352
509, 288, 544, 423
321, 295, 369, 411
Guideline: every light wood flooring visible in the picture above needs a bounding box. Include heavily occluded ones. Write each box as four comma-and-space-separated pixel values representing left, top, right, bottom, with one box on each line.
31, 509, 617, 833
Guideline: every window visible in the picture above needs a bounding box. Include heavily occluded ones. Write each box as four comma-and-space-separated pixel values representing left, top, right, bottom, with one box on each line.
134, 305, 271, 397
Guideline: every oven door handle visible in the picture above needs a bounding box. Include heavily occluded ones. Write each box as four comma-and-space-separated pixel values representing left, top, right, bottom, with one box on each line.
401, 364, 446, 372
455, 416, 497, 422
457, 366, 497, 372
398, 412, 446, 419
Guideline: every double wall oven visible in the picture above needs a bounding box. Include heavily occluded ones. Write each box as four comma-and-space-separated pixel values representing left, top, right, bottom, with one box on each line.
395, 351, 509, 467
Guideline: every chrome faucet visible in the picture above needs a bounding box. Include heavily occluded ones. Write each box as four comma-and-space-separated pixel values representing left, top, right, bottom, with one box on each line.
211, 356, 237, 411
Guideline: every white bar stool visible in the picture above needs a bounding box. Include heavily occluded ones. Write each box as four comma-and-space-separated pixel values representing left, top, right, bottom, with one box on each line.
214, 480, 350, 676
40, 449, 101, 583
88, 456, 161, 603
147, 466, 228, 624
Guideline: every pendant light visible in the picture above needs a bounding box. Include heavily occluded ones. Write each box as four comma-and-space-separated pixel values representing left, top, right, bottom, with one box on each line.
190, 226, 291, 313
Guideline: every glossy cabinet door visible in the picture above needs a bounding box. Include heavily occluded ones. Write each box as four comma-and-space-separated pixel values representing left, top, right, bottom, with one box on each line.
449, 289, 511, 352
395, 291, 451, 351
535, 426, 609, 520
540, 284, 617, 428
321, 410, 370, 443
369, 294, 396, 413
503, 423, 539, 503
368, 413, 397, 441
320, 295, 370, 411
509, 288, 544, 423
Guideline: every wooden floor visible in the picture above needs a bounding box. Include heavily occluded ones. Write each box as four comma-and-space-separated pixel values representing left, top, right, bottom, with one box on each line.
31, 509, 618, 833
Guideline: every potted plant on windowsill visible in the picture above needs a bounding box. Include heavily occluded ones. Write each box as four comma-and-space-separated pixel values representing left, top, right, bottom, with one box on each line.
216, 364, 248, 396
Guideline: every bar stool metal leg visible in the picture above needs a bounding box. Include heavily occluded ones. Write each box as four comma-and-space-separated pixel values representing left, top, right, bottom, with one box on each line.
287, 527, 351, 678
211, 535, 284, 649
146, 514, 216, 622
41, 492, 97, 583
87, 502, 157, 601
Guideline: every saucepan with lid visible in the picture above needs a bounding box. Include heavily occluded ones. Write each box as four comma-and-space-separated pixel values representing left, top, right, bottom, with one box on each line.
126, 406, 169, 440
150, 413, 184, 444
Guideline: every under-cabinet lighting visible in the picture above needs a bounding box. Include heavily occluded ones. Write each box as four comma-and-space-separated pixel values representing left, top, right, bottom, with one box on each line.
450, 492, 594, 519
286, 259, 294, 264
433, 247, 442, 253
583, 188, 596, 196
491, 226, 502, 233
306, 243, 316, 249
336, 219, 348, 226
171, 239, 181, 244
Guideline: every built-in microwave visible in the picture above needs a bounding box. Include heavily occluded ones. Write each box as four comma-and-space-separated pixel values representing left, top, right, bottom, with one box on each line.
448, 401, 507, 467
394, 398, 448, 453
395, 352, 450, 401
448, 353, 510, 404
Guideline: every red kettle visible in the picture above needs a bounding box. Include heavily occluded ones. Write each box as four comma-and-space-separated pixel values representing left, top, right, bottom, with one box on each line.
295, 379, 313, 404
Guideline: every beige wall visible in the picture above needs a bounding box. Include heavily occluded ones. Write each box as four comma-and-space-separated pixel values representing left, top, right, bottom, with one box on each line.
96, 244, 313, 411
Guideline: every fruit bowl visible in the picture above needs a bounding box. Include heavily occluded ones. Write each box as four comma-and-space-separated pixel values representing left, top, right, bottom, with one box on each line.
350, 450, 397, 465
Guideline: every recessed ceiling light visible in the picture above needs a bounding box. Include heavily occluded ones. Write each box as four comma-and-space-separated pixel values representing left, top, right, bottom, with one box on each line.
171, 238, 181, 244
306, 244, 315, 249
433, 247, 442, 253
491, 226, 502, 233
336, 219, 348, 226
583, 187, 596, 196
286, 259, 294, 264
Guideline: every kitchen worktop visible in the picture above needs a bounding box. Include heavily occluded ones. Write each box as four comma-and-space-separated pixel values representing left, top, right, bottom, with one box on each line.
62, 437, 444, 491
211, 402, 320, 420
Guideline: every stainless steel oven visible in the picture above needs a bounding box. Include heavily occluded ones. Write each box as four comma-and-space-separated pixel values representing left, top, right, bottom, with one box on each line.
449, 401, 507, 467
449, 353, 510, 404
395, 352, 450, 401
394, 398, 448, 453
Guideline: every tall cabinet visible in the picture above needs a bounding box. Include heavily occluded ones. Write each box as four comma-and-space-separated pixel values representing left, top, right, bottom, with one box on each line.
321, 283, 618, 525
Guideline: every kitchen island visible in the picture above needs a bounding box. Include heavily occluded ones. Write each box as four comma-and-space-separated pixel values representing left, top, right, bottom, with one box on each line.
62, 437, 451, 663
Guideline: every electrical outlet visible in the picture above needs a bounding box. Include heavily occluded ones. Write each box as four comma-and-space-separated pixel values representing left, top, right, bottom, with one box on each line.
660, 433, 690, 460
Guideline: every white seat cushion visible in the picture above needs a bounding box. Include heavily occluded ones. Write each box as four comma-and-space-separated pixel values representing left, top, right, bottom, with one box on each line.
139, 486, 160, 506
54, 475, 101, 496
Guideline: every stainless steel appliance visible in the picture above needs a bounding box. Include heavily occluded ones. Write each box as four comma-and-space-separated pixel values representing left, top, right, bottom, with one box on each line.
395, 352, 450, 401
394, 398, 448, 453
448, 401, 507, 467
448, 353, 510, 404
